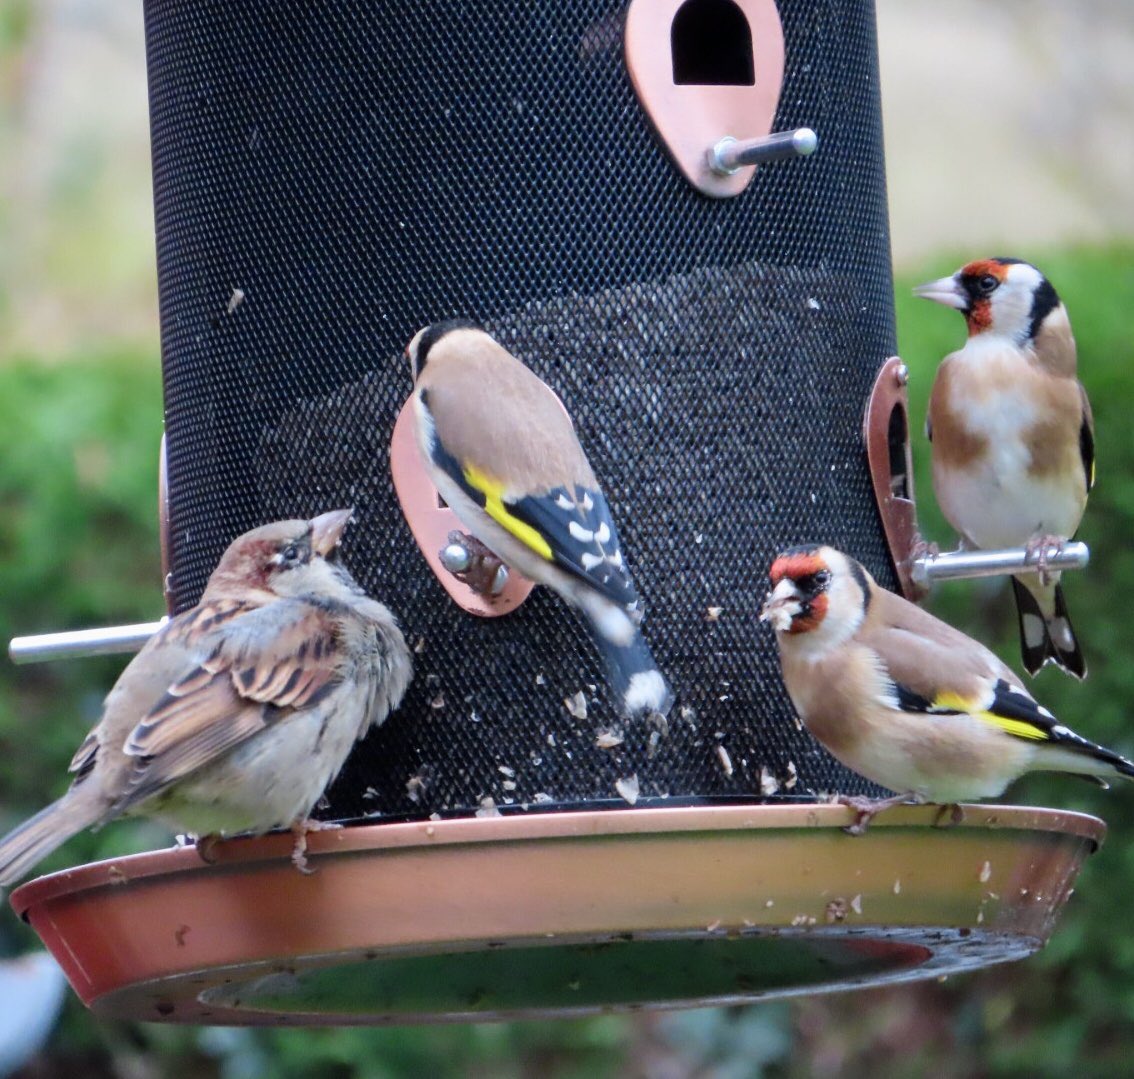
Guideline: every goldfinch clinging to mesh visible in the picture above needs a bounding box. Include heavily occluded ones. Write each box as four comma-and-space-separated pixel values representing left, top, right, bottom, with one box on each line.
761, 544, 1132, 832
406, 320, 673, 719
917, 257, 1093, 679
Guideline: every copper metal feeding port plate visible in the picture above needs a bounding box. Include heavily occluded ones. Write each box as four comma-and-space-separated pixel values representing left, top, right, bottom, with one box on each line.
11, 804, 1102, 1026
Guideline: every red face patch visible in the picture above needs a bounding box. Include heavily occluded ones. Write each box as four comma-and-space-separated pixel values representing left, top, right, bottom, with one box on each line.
769, 550, 825, 586
959, 258, 1009, 283
787, 593, 827, 634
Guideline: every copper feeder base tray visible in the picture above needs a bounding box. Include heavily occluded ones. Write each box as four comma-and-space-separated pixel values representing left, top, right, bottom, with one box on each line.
10, 804, 1101, 1025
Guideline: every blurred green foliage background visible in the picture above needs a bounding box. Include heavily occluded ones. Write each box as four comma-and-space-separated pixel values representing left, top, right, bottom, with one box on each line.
2, 1, 1134, 1076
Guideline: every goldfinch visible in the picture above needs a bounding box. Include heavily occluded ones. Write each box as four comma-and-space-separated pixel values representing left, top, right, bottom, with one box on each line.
761, 544, 1132, 830
0, 511, 412, 883
406, 321, 672, 719
917, 257, 1092, 678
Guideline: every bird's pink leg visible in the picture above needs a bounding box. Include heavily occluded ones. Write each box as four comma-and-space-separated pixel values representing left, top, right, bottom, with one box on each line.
836, 792, 917, 835
289, 817, 342, 874
1025, 534, 1067, 587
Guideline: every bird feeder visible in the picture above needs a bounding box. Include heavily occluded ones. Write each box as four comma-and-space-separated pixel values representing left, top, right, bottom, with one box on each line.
10, 0, 1100, 1022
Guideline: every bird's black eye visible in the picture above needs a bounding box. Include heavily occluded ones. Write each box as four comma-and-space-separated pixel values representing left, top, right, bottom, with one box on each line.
978, 274, 999, 295
795, 570, 830, 596
281, 543, 301, 564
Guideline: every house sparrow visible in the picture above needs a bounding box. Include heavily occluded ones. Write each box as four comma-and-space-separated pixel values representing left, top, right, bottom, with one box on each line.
918, 257, 1092, 678
406, 321, 672, 719
761, 544, 1132, 832
0, 509, 412, 883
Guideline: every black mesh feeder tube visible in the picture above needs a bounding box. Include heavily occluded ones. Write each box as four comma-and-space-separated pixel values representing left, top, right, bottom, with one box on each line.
10, 0, 1104, 1025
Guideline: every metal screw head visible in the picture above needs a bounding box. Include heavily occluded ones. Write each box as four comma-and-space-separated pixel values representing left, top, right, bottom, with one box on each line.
895, 364, 909, 387
440, 543, 472, 574
490, 564, 510, 595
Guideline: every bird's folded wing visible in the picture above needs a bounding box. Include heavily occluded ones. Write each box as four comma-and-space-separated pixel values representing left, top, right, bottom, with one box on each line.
867, 616, 1076, 746
429, 432, 639, 607
113, 599, 343, 808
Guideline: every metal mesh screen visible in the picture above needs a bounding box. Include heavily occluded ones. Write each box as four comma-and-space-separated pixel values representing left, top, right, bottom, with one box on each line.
143, 0, 896, 819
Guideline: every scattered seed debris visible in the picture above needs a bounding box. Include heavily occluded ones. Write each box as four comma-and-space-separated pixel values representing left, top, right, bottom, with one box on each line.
498, 765, 516, 778
851, 894, 863, 915
807, 297, 821, 310
405, 767, 432, 803
532, 792, 554, 804
615, 775, 640, 805
362, 786, 379, 800
502, 780, 516, 791
547, 733, 556, 747
706, 919, 722, 932
475, 796, 501, 818
413, 636, 426, 654
595, 729, 624, 749
825, 898, 849, 923
759, 766, 779, 795
429, 812, 442, 822
535, 673, 546, 685
979, 860, 992, 883
226, 287, 245, 315
647, 729, 662, 758
717, 744, 734, 777
784, 761, 798, 789
893, 879, 902, 895
564, 691, 588, 719
765, 899, 775, 909
705, 606, 723, 622
430, 693, 445, 710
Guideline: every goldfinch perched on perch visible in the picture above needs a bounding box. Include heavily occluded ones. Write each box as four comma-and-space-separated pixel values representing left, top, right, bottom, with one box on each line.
917, 257, 1092, 679
761, 544, 1132, 832
407, 321, 672, 719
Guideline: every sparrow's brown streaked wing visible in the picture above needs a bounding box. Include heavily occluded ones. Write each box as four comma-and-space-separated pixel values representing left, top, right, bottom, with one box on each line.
115, 600, 344, 809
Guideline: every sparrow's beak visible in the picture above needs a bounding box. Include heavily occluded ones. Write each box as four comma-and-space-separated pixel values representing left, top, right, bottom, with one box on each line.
759, 578, 803, 632
912, 275, 967, 310
310, 508, 354, 556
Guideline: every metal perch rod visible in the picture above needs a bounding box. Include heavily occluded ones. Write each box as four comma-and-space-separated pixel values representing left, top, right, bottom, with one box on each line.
8, 541, 1088, 664
708, 128, 818, 175
9, 620, 168, 665
910, 543, 1089, 588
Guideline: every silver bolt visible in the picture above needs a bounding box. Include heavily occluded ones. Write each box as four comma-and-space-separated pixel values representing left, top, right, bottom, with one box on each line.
895, 364, 909, 387
439, 543, 472, 574
490, 564, 510, 595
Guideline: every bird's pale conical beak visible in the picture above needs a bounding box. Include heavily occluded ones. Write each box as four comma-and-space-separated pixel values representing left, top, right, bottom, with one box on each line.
309, 508, 354, 556
760, 578, 803, 632
912, 275, 967, 310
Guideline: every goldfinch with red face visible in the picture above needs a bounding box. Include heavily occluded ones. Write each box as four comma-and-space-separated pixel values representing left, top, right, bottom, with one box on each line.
917, 257, 1092, 678
407, 321, 672, 719
761, 544, 1132, 829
